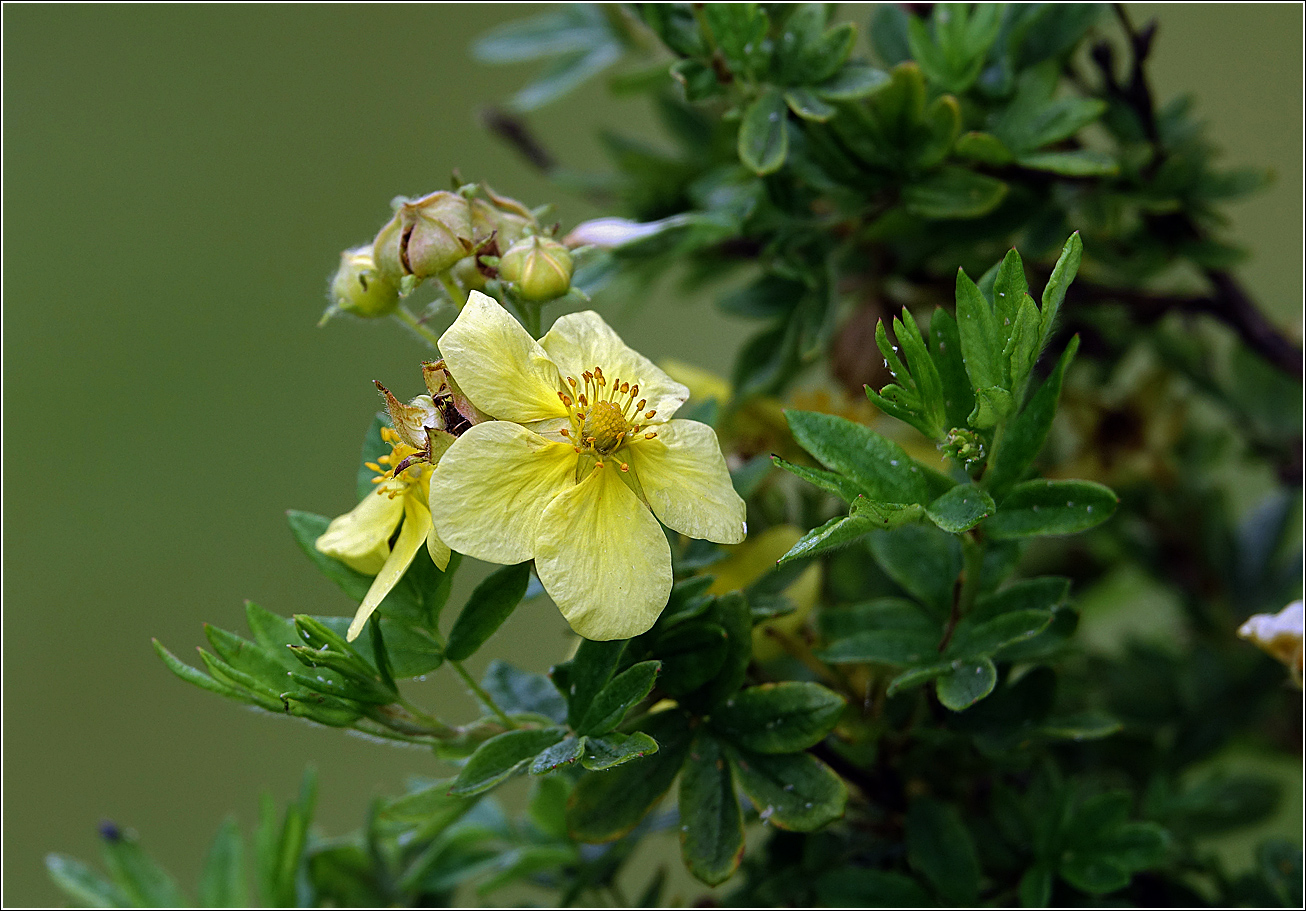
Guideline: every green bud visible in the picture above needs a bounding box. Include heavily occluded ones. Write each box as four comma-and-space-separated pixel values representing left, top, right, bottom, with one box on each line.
470, 186, 536, 251
497, 235, 574, 302
371, 191, 474, 283
450, 255, 489, 293
326, 246, 400, 320
943, 427, 986, 469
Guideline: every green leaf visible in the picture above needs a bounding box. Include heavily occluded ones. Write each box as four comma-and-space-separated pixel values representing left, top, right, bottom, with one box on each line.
928, 307, 975, 429
969, 385, 1014, 428
719, 273, 806, 320
375, 778, 475, 843
46, 853, 127, 908
986, 479, 1117, 539
728, 746, 847, 831
850, 497, 929, 529
903, 167, 1008, 219
926, 484, 995, 534
473, 5, 613, 62
906, 797, 981, 903
670, 58, 722, 103
353, 413, 390, 501
568, 711, 692, 842
1019, 864, 1054, 908
198, 816, 247, 908
529, 735, 585, 775
561, 638, 625, 729
448, 728, 568, 797
1003, 294, 1045, 393
986, 336, 1079, 497
777, 515, 877, 567
785, 87, 836, 121
739, 89, 789, 175
1257, 839, 1303, 907
1040, 232, 1082, 345
581, 731, 660, 771
821, 628, 940, 665
819, 597, 938, 639
444, 562, 531, 661
949, 609, 1053, 658
703, 3, 769, 77
954, 266, 1003, 394
679, 734, 744, 885
813, 63, 891, 100
1040, 712, 1122, 742
786, 410, 948, 504
817, 869, 931, 906
99, 828, 186, 907
1060, 822, 1168, 894
935, 657, 998, 710
696, 592, 753, 707
481, 660, 567, 725
510, 43, 623, 112
654, 624, 728, 697
887, 661, 952, 696
287, 510, 373, 601
1018, 149, 1118, 176
709, 682, 844, 753
771, 454, 865, 503
954, 131, 1013, 165
153, 638, 250, 703
992, 249, 1029, 335
868, 523, 962, 616
577, 660, 661, 736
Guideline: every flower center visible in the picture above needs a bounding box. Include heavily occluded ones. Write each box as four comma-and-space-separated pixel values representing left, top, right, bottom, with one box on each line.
555, 365, 659, 470
367, 427, 432, 497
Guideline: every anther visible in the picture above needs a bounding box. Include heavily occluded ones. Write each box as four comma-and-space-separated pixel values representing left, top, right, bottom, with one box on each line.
365, 461, 383, 473
567, 376, 577, 387
631, 384, 639, 396
621, 381, 630, 393
573, 446, 582, 453
645, 410, 656, 419
578, 394, 588, 406
559, 428, 570, 437
645, 431, 657, 439
619, 462, 629, 472
636, 399, 646, 410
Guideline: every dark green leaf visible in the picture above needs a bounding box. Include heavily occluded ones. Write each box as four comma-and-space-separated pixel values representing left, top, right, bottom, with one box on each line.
821, 628, 940, 665
448, 728, 568, 796
581, 731, 659, 771
728, 746, 847, 831
817, 869, 931, 907
954, 131, 1013, 165
777, 514, 877, 566
986, 479, 1117, 539
354, 413, 390, 501
153, 639, 250, 703
926, 483, 995, 533
198, 816, 247, 908
1257, 839, 1303, 907
928, 307, 975, 429
710, 682, 844, 753
568, 711, 692, 842
577, 660, 661, 736
973, 576, 1070, 622
903, 168, 1008, 219
1040, 712, 1122, 742
562, 639, 625, 729
739, 89, 789, 175
654, 624, 728, 697
1018, 150, 1118, 176
906, 798, 981, 903
954, 266, 1003, 395
935, 657, 998, 710
819, 597, 938, 639
1040, 232, 1082, 344
771, 454, 865, 503
679, 734, 744, 885
529, 736, 585, 775
481, 660, 567, 724
869, 523, 962, 616
814, 63, 891, 100
949, 610, 1053, 658
719, 274, 805, 320
786, 409, 947, 504
670, 58, 723, 103
287, 510, 372, 602
785, 88, 836, 121
46, 854, 127, 908
1019, 864, 1053, 908
886, 661, 952, 695
444, 562, 531, 661
375, 778, 474, 843
987, 336, 1079, 497
992, 249, 1029, 339
696, 592, 753, 707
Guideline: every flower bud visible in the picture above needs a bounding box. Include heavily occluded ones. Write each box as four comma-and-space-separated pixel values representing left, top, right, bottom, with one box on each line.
469, 196, 534, 251
371, 191, 474, 283
327, 246, 400, 319
497, 235, 573, 302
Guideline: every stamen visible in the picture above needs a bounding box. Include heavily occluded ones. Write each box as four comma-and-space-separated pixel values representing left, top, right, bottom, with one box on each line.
567, 376, 577, 387
619, 461, 629, 472
645, 410, 656, 419
371, 476, 384, 484
578, 394, 588, 406
573, 446, 582, 453
645, 432, 657, 439
621, 381, 630, 393
365, 461, 383, 473
631, 384, 639, 396
636, 399, 646, 410
559, 428, 569, 437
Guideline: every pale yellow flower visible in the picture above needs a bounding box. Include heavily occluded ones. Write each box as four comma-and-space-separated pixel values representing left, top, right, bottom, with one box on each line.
317, 362, 479, 640
1239, 600, 1304, 688
428, 291, 747, 640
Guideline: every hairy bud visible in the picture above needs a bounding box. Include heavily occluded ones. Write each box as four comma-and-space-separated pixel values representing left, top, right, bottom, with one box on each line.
497, 235, 574, 302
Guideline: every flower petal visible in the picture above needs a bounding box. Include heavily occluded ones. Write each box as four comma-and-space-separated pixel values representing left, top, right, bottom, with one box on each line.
539, 311, 689, 420
626, 419, 747, 544
314, 482, 406, 575
438, 291, 567, 422
347, 497, 430, 640
535, 464, 672, 640
428, 421, 577, 564
426, 521, 451, 572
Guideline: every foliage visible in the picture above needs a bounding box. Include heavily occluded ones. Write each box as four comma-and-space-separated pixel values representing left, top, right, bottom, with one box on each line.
52, 4, 1300, 907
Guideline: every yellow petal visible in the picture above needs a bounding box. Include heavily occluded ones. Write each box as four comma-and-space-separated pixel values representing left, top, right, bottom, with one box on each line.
347, 497, 430, 640
428, 421, 577, 564
626, 419, 747, 544
535, 464, 672, 640
438, 290, 567, 423
426, 519, 451, 571
314, 482, 406, 575
539, 311, 689, 420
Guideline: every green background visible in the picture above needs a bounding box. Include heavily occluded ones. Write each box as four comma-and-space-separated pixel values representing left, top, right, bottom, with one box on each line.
3, 5, 1300, 905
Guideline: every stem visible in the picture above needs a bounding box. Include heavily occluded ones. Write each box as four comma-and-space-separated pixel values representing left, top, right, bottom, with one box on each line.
391, 305, 442, 349
940, 532, 985, 652
436, 273, 467, 310
451, 660, 517, 729
520, 299, 542, 337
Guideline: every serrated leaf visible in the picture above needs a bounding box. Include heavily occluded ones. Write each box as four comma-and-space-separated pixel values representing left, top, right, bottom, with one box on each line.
926, 484, 995, 533
568, 711, 692, 842
448, 728, 568, 797
986, 479, 1117, 539
729, 746, 847, 831
679, 734, 744, 885
986, 336, 1079, 497
739, 89, 789, 175
771, 454, 865, 503
935, 657, 998, 710
198, 816, 247, 908
444, 562, 530, 661
709, 682, 844, 753
907, 797, 981, 903
577, 660, 660, 736
581, 731, 659, 770
928, 307, 974, 429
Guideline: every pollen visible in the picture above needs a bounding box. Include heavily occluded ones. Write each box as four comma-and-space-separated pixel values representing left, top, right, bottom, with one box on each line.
557, 363, 658, 460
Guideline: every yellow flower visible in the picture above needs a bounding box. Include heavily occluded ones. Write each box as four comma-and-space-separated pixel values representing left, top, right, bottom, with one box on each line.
428, 291, 747, 640
317, 362, 478, 640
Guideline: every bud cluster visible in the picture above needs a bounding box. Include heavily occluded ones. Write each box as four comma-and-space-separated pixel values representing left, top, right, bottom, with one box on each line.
323, 182, 576, 322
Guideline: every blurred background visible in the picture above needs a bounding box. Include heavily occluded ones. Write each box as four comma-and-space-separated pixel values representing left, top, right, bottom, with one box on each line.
3, 4, 1300, 905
